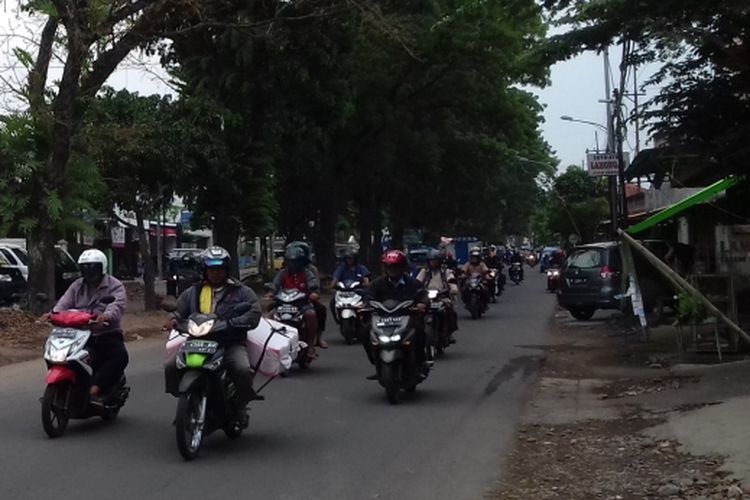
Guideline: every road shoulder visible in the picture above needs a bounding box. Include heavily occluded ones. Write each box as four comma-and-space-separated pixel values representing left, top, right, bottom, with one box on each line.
492, 309, 749, 499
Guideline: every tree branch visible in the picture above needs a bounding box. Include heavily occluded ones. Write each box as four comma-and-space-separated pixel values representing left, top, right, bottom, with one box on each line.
80, 0, 172, 98
27, 16, 58, 113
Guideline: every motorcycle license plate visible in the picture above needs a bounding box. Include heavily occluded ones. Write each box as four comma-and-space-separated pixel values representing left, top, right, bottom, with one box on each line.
180, 340, 219, 354
376, 316, 402, 327
52, 328, 83, 339
278, 305, 298, 314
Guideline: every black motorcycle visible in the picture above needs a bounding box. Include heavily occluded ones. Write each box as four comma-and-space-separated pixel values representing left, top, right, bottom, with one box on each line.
463, 274, 488, 320
509, 262, 523, 285
426, 289, 450, 359
166, 307, 261, 460
368, 299, 428, 404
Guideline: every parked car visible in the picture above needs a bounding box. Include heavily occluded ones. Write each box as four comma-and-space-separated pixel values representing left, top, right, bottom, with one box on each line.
557, 242, 622, 321
0, 244, 79, 299
0, 243, 29, 281
0, 252, 27, 305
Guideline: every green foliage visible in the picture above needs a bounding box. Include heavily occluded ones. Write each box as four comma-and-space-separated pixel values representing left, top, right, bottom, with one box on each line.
0, 113, 104, 237
539, 167, 610, 244
82, 87, 185, 218
676, 289, 708, 325
543, 0, 750, 174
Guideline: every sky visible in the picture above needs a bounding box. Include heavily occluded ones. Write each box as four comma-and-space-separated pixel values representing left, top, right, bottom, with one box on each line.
0, 3, 653, 172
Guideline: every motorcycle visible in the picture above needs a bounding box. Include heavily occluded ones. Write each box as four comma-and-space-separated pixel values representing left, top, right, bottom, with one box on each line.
425, 289, 450, 359
40, 296, 130, 438
463, 274, 488, 320
509, 262, 523, 285
334, 280, 365, 345
167, 307, 262, 460
368, 299, 428, 404
272, 288, 313, 368
488, 268, 504, 299
546, 266, 562, 292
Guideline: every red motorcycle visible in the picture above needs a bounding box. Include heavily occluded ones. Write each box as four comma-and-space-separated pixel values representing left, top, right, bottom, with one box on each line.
40, 296, 130, 437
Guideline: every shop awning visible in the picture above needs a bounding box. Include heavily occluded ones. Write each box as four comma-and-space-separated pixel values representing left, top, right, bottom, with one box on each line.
626, 176, 742, 235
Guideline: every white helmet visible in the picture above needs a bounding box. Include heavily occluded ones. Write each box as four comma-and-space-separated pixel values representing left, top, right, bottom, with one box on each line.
78, 249, 108, 282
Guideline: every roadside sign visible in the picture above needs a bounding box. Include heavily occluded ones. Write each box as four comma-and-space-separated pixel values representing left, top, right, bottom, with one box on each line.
586, 152, 630, 176
180, 211, 192, 230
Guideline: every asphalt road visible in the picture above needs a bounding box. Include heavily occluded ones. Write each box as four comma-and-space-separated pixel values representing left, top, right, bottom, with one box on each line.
0, 271, 555, 500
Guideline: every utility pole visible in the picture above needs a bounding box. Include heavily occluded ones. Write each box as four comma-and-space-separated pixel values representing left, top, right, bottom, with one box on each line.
604, 49, 618, 237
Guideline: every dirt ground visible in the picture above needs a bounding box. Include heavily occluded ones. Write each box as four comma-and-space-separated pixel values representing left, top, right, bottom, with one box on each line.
491, 309, 747, 500
0, 307, 166, 367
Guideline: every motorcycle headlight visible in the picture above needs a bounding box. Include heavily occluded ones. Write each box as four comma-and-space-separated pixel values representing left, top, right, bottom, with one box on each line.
428, 290, 438, 299
378, 335, 391, 344
0, 274, 11, 282
48, 345, 70, 363
389, 334, 401, 342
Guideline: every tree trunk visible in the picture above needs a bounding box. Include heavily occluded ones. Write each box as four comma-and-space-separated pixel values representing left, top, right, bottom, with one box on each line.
313, 201, 337, 275
358, 199, 373, 271
214, 217, 240, 278
26, 228, 57, 314
135, 209, 158, 311
391, 221, 405, 251
372, 205, 383, 273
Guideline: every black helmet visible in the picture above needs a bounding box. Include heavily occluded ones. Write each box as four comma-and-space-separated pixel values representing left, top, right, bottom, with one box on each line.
343, 248, 358, 261
201, 246, 231, 272
425, 248, 441, 262
285, 245, 307, 262
287, 241, 311, 260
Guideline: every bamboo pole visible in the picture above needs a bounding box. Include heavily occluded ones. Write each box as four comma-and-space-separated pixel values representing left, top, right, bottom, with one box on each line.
619, 230, 750, 345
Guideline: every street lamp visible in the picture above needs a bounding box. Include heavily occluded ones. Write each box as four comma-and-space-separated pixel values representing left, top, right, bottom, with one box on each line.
560, 115, 609, 134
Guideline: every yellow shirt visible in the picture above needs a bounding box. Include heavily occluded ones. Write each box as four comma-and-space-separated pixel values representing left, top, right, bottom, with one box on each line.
199, 285, 213, 314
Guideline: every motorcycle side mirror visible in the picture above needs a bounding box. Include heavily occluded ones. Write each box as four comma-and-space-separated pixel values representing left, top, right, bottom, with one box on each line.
35, 292, 49, 303
100, 295, 116, 305
161, 298, 178, 312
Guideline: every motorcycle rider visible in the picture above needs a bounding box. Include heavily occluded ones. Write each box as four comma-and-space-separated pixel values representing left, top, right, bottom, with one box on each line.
364, 250, 429, 380
510, 249, 525, 281
462, 247, 491, 304
163, 247, 261, 414
416, 248, 458, 343
287, 241, 329, 349
43, 249, 128, 406
484, 245, 505, 302
330, 248, 370, 323
549, 248, 566, 268
271, 245, 320, 361
331, 248, 370, 289
462, 247, 490, 279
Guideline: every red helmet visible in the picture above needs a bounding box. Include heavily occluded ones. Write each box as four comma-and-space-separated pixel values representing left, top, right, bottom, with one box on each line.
382, 249, 407, 266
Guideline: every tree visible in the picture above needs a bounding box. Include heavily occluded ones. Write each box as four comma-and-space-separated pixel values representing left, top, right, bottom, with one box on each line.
1, 0, 233, 312
541, 167, 609, 244
542, 0, 750, 177
82, 88, 186, 310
